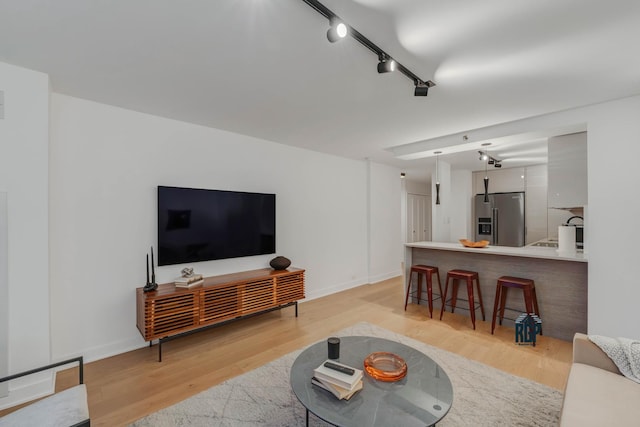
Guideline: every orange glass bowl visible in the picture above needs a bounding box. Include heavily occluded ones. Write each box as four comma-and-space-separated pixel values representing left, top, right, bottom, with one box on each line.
363, 352, 408, 382
459, 239, 489, 248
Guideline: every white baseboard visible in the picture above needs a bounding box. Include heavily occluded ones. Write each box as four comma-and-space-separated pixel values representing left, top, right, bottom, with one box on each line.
368, 270, 401, 284
0, 373, 54, 411
53, 335, 147, 365
303, 276, 367, 302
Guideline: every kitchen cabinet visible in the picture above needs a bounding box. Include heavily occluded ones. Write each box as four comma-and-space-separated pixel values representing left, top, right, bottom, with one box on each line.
547, 132, 587, 208
525, 164, 548, 244
473, 167, 525, 195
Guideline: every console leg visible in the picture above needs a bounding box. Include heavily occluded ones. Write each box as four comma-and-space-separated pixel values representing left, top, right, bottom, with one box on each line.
306, 409, 309, 427
158, 340, 162, 362
295, 301, 298, 317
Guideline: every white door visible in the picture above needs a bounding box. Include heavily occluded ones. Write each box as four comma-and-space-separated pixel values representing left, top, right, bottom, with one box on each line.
407, 194, 430, 243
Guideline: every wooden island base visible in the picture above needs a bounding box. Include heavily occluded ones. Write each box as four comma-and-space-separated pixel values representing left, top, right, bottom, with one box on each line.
136, 267, 305, 361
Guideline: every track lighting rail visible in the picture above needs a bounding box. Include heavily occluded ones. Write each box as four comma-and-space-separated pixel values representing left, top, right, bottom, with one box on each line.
300, 0, 435, 93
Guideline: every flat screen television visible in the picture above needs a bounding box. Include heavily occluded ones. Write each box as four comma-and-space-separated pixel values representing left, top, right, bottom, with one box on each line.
157, 186, 276, 266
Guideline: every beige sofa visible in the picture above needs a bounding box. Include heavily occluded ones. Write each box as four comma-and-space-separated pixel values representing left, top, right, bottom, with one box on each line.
560, 333, 640, 426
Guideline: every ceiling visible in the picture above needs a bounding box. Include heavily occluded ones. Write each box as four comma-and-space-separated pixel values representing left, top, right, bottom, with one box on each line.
1, 0, 639, 180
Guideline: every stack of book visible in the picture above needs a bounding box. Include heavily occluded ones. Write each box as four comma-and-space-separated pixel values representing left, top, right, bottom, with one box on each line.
312, 360, 363, 400
174, 274, 204, 288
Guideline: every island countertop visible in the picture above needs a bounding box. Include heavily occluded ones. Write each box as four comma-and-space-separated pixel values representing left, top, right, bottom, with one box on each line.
405, 241, 587, 263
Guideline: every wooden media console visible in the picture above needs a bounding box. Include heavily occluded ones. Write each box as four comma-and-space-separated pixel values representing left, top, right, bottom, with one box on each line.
136, 267, 305, 361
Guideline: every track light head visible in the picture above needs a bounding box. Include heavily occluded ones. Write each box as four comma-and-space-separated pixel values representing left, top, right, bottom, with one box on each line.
327, 19, 347, 42
494, 161, 502, 168
377, 56, 396, 73
414, 81, 429, 96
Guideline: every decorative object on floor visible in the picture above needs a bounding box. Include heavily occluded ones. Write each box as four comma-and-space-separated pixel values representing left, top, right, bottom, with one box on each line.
363, 351, 407, 382
459, 239, 489, 248
515, 313, 542, 346
129, 322, 563, 427
181, 267, 194, 277
269, 255, 291, 270
143, 247, 157, 292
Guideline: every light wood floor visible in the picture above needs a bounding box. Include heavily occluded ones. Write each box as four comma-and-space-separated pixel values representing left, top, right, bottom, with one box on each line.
7, 276, 573, 426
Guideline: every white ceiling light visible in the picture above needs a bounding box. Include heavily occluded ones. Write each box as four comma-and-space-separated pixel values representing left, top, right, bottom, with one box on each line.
327, 19, 348, 42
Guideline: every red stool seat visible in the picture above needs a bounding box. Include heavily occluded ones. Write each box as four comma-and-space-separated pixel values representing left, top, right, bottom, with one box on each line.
404, 265, 443, 318
440, 269, 485, 330
491, 276, 541, 335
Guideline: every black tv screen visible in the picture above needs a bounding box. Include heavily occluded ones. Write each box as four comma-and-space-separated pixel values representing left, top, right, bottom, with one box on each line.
157, 186, 276, 266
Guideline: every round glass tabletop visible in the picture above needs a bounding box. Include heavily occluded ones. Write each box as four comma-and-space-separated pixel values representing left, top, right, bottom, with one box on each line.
290, 336, 453, 427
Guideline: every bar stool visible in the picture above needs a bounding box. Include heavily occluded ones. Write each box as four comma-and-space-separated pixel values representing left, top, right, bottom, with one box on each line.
404, 265, 443, 318
491, 276, 542, 335
439, 269, 485, 330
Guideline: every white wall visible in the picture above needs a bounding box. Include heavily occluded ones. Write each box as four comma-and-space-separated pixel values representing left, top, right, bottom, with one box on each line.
450, 169, 473, 241
584, 96, 640, 339
368, 162, 402, 283
0, 62, 51, 408
431, 160, 451, 242
48, 93, 401, 361
405, 179, 429, 195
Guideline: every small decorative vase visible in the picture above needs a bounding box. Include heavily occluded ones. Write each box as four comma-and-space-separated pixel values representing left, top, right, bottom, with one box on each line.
269, 256, 291, 270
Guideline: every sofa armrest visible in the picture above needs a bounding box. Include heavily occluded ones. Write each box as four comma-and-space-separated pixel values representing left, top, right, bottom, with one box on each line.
572, 333, 621, 375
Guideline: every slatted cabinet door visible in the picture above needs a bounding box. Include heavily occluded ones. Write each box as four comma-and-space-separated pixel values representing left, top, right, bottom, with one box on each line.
200, 284, 241, 324
276, 271, 305, 304
142, 292, 199, 340
241, 278, 276, 316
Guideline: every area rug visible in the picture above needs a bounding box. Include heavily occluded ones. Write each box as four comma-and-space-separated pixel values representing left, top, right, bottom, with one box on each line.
130, 322, 562, 426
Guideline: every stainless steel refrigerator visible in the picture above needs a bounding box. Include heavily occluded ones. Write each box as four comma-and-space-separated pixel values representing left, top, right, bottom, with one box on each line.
474, 192, 525, 247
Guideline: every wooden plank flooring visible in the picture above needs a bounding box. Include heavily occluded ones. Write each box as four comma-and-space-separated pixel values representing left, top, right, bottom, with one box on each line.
4, 276, 573, 426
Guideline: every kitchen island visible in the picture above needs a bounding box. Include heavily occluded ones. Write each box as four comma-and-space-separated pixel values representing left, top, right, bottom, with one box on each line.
405, 241, 587, 341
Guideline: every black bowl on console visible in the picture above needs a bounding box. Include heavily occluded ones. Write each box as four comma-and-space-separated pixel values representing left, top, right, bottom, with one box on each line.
270, 256, 291, 270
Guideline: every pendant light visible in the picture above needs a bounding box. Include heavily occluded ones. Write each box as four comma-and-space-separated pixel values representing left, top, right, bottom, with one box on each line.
434, 151, 442, 205
482, 143, 491, 203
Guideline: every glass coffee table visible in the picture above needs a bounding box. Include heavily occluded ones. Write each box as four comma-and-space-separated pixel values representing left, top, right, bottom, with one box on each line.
290, 336, 453, 426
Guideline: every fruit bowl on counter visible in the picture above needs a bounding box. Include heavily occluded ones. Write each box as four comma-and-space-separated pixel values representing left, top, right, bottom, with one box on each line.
459, 239, 489, 248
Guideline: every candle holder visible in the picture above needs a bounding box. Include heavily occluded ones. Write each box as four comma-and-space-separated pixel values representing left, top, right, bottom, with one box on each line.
143, 246, 158, 292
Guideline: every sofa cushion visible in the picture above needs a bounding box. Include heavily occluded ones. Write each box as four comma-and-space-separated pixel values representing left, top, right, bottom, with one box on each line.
560, 363, 640, 426
0, 384, 88, 427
